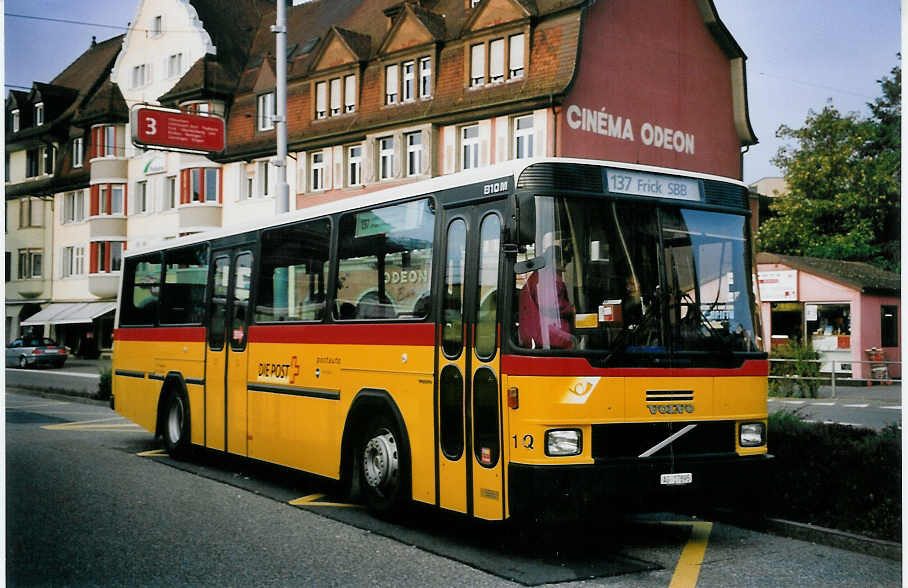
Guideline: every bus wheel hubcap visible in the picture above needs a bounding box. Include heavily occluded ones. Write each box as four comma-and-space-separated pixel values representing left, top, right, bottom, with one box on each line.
168, 398, 183, 443
363, 429, 398, 492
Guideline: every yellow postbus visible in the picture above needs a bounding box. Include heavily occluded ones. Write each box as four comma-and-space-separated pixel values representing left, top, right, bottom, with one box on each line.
113, 158, 770, 520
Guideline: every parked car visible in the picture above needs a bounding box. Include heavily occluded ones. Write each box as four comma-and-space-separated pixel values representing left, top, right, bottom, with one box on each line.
6, 337, 68, 368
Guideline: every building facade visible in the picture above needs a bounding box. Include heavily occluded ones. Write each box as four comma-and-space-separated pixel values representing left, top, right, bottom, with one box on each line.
5, 0, 756, 352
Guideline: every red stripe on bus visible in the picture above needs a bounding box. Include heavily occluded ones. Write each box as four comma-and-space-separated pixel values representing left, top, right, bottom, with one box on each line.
248, 323, 436, 346
114, 327, 207, 342
501, 356, 769, 377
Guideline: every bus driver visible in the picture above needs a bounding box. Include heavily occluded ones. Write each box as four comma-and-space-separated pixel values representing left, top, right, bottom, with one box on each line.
518, 245, 576, 349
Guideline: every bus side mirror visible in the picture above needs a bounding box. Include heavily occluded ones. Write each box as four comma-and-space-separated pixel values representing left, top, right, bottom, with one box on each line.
516, 193, 536, 245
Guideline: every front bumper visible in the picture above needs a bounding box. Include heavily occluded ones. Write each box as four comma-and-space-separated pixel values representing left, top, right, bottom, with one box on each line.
509, 453, 773, 519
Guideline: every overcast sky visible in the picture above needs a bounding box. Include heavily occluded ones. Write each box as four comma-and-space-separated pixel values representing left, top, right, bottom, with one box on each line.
4, 0, 901, 184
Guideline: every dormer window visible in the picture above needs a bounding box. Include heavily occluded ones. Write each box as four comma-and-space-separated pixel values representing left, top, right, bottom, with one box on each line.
257, 92, 275, 131
344, 75, 356, 113
471, 0, 482, 7
34, 103, 44, 126
11, 109, 19, 133
469, 33, 527, 88
385, 65, 399, 104
313, 75, 355, 120
315, 81, 327, 119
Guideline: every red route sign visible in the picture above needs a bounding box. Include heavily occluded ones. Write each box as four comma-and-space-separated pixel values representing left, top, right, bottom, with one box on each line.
132, 107, 226, 153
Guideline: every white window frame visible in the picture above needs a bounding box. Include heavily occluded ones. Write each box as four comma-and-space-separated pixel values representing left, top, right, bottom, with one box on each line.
136, 180, 148, 213
406, 132, 422, 177
462, 125, 480, 170
34, 102, 44, 126
348, 145, 362, 187
344, 74, 356, 113
165, 176, 176, 209
42, 145, 54, 175
419, 57, 432, 98
73, 137, 84, 168
311, 151, 326, 191
513, 115, 534, 159
509, 33, 525, 79
385, 65, 399, 105
152, 15, 163, 36
168, 53, 183, 78
489, 39, 505, 83
315, 81, 327, 119
11, 109, 19, 133
257, 92, 275, 131
110, 185, 124, 214
470, 43, 486, 87
99, 186, 108, 215
379, 136, 394, 180
330, 78, 342, 116
104, 125, 116, 157
402, 61, 415, 103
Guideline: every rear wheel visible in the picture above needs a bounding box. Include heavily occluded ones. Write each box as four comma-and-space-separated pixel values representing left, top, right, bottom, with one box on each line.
162, 389, 191, 459
357, 414, 410, 516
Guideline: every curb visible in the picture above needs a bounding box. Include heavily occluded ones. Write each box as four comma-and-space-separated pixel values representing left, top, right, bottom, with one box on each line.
762, 517, 901, 561
8, 385, 109, 407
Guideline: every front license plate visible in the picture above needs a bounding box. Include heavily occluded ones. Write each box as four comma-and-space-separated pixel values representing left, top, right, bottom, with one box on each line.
660, 472, 693, 486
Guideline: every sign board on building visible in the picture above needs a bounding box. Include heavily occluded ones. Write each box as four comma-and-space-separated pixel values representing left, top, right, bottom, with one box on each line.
131, 106, 226, 154
758, 269, 798, 301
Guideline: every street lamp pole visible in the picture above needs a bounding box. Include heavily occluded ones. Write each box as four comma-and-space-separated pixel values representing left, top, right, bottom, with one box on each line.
272, 0, 290, 214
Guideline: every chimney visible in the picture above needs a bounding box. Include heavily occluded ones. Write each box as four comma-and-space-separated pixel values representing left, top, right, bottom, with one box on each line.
91, 36, 97, 47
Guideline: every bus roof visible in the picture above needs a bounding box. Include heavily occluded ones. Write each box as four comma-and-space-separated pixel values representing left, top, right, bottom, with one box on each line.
123, 157, 745, 258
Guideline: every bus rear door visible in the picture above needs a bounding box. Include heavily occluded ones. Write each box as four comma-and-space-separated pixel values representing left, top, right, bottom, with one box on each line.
436, 203, 505, 520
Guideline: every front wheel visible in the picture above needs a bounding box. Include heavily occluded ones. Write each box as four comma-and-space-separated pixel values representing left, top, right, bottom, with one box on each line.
357, 414, 410, 516
162, 389, 191, 459
18, 355, 27, 368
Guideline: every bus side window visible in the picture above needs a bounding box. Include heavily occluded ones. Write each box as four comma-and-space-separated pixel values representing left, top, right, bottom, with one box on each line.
120, 254, 162, 327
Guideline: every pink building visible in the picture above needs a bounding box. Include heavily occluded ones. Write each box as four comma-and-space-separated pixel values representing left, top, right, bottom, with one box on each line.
756, 253, 901, 380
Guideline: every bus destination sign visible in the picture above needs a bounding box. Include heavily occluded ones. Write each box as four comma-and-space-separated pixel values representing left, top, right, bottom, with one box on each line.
606, 169, 701, 202
131, 106, 226, 154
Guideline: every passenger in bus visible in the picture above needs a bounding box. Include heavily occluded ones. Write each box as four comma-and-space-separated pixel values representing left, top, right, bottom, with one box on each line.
518, 246, 575, 349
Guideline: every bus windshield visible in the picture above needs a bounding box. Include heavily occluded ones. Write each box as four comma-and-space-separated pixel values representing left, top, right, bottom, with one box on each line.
513, 196, 760, 360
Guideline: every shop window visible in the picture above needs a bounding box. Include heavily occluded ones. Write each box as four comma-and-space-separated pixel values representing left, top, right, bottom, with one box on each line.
881, 305, 898, 347
806, 303, 850, 350
255, 218, 331, 322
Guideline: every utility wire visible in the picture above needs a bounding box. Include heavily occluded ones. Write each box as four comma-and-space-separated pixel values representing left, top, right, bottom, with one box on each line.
5, 13, 129, 31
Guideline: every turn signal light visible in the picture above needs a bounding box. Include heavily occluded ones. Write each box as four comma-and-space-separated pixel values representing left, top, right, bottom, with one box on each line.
507, 386, 519, 409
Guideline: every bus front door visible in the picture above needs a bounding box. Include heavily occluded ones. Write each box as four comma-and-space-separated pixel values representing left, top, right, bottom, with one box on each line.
206, 248, 254, 455
437, 205, 505, 520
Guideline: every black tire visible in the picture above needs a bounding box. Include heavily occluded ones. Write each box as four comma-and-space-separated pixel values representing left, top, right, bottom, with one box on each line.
357, 413, 410, 516
162, 389, 191, 459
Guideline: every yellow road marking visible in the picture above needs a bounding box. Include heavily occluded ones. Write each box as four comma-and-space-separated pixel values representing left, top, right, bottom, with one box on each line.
137, 449, 168, 457
289, 493, 360, 508
42, 416, 140, 431
666, 521, 713, 588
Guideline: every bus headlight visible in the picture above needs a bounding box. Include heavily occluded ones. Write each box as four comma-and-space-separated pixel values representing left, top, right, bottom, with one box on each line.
545, 429, 582, 456
739, 422, 766, 447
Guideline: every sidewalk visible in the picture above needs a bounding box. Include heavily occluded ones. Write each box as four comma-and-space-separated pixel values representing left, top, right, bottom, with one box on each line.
815, 383, 901, 403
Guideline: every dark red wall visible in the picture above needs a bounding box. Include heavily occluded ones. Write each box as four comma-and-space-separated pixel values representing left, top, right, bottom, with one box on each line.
560, 0, 743, 179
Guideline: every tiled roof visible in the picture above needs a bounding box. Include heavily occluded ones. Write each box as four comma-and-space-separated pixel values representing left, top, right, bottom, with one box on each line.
159, 0, 272, 103
756, 252, 900, 296
72, 79, 129, 126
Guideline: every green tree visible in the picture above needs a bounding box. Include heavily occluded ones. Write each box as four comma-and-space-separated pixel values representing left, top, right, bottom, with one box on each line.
758, 62, 900, 271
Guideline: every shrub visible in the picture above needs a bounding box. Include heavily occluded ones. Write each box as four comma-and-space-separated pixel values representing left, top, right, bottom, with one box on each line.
769, 342, 821, 398
96, 367, 112, 401
767, 411, 901, 542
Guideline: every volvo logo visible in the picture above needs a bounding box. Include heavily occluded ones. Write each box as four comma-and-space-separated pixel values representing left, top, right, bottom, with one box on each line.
648, 404, 695, 415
